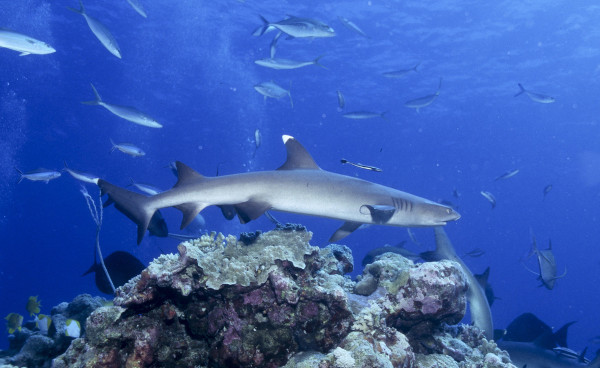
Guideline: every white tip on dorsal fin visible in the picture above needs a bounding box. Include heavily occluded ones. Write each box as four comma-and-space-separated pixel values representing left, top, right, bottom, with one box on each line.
277, 135, 320, 170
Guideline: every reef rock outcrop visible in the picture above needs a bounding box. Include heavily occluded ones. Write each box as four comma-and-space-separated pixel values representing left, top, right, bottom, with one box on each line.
51, 227, 516, 368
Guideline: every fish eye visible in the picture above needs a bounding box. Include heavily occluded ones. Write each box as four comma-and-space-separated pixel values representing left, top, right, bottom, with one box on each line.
446, 209, 451, 214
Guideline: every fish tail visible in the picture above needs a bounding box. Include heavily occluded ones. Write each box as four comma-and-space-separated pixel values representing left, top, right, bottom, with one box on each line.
252, 15, 270, 36
98, 179, 156, 244
67, 0, 84, 14
413, 62, 421, 72
313, 55, 327, 69
109, 138, 117, 153
381, 111, 389, 120
82, 83, 102, 105
514, 83, 525, 97
15, 167, 23, 184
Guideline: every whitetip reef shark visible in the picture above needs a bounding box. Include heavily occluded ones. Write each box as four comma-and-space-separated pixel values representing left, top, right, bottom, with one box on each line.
96, 135, 460, 244
422, 227, 493, 340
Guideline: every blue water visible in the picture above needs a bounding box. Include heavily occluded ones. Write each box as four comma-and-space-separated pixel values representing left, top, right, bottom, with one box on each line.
2, 0, 599, 354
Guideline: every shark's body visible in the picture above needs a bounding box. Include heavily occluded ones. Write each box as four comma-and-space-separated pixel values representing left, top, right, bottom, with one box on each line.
98, 135, 459, 244
499, 341, 600, 368
427, 227, 493, 340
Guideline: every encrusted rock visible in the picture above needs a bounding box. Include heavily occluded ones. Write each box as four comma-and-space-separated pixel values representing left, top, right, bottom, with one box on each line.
46, 229, 518, 368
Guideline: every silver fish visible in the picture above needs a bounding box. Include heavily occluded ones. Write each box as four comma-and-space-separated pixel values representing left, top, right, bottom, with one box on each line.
382, 62, 420, 78
255, 15, 335, 38
252, 129, 262, 158
0, 29, 55, 56
254, 81, 293, 107
254, 56, 325, 70
68, 0, 122, 59
336, 90, 345, 110
543, 184, 552, 200
340, 159, 382, 172
83, 84, 162, 128
16, 168, 61, 184
254, 129, 262, 149
514, 83, 555, 103
126, 0, 147, 18
110, 139, 145, 157
338, 16, 369, 38
525, 230, 567, 290
342, 111, 387, 119
480, 191, 496, 209
129, 179, 161, 195
63, 161, 99, 184
97, 135, 459, 244
405, 78, 442, 112
494, 169, 519, 181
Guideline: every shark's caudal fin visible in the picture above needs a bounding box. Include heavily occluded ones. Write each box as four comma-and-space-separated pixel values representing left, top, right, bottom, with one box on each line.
98, 179, 155, 244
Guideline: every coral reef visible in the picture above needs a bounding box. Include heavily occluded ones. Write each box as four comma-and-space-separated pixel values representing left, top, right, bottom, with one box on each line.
7, 227, 517, 367
1, 294, 107, 368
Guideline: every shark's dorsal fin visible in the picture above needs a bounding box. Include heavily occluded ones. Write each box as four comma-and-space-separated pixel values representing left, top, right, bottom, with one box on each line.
277, 135, 320, 170
174, 161, 205, 187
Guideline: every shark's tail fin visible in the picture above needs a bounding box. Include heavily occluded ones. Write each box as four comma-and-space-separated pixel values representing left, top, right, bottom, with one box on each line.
514, 83, 526, 97
82, 83, 102, 105
98, 179, 155, 244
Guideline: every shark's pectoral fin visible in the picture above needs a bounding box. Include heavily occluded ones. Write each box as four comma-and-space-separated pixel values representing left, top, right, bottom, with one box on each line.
218, 205, 236, 220
329, 221, 363, 243
360, 204, 395, 224
235, 201, 271, 224
175, 202, 208, 229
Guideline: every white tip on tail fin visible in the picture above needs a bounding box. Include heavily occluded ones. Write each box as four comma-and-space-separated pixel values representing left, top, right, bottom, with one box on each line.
282, 135, 294, 143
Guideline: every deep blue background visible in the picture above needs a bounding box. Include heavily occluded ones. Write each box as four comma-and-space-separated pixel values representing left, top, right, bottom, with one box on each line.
2, 0, 599, 354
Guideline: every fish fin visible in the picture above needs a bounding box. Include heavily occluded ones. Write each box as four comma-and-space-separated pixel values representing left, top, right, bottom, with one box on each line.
234, 201, 271, 224
81, 83, 102, 105
66, 0, 84, 14
252, 15, 270, 36
81, 262, 97, 276
514, 83, 526, 97
173, 161, 206, 187
277, 135, 320, 170
174, 202, 207, 229
360, 204, 395, 224
329, 221, 363, 242
218, 205, 236, 220
474, 267, 491, 287
19, 52, 31, 56
98, 179, 155, 244
553, 320, 576, 348
15, 167, 23, 184
313, 55, 327, 69
288, 90, 293, 108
